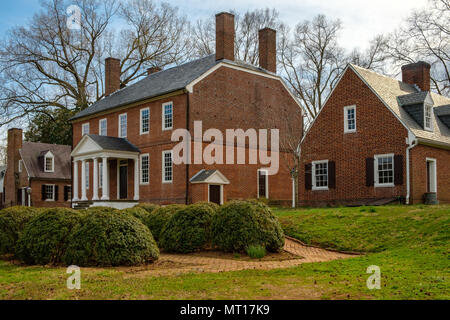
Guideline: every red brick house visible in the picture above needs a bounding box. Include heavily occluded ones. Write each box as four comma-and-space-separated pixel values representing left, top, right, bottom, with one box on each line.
70, 12, 303, 209
3, 128, 72, 208
300, 61, 450, 206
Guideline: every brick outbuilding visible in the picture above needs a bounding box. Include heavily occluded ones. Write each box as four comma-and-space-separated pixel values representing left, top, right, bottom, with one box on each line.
300, 62, 450, 205
2, 128, 72, 208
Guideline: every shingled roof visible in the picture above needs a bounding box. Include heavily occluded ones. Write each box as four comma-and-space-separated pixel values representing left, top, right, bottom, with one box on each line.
19, 142, 72, 180
71, 54, 280, 122
71, 55, 218, 121
351, 64, 450, 146
87, 135, 140, 153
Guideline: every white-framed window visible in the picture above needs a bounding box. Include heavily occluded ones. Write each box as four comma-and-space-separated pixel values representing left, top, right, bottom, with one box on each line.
140, 108, 150, 135
119, 113, 127, 138
99, 162, 103, 189
140, 154, 150, 185
374, 154, 394, 187
82, 123, 90, 136
344, 105, 356, 133
45, 184, 55, 201
162, 150, 173, 183
312, 160, 329, 190
99, 119, 107, 136
18, 160, 23, 173
44, 152, 54, 173
162, 102, 173, 131
424, 105, 433, 131
85, 162, 90, 189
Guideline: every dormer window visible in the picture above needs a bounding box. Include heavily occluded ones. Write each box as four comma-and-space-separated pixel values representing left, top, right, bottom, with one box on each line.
44, 152, 54, 173
424, 104, 433, 131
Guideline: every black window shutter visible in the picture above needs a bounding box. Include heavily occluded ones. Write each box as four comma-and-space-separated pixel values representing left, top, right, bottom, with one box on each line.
305, 164, 312, 190
18, 189, 22, 205
366, 158, 374, 187
42, 185, 47, 201
328, 161, 336, 189
54, 185, 59, 201
394, 155, 404, 185
64, 186, 68, 202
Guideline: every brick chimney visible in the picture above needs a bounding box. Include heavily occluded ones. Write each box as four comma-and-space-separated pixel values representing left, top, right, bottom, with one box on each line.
105, 57, 121, 96
147, 67, 162, 76
259, 28, 277, 73
401, 61, 431, 92
5, 128, 23, 205
216, 12, 235, 61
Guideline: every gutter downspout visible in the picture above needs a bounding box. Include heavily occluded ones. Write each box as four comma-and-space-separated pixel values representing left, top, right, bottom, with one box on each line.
185, 91, 190, 205
406, 136, 418, 205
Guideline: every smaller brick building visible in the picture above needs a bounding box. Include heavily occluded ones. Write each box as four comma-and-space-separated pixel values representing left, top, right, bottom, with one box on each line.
300, 61, 450, 206
3, 128, 72, 208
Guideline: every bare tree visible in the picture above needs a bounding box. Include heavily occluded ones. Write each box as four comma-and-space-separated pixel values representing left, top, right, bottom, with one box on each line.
386, 0, 450, 95
279, 15, 346, 127
190, 8, 282, 64
348, 35, 392, 75
0, 0, 189, 129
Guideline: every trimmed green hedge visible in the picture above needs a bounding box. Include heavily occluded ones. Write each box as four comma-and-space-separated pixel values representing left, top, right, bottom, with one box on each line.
0, 206, 41, 255
63, 209, 159, 266
159, 203, 217, 253
16, 208, 83, 265
135, 203, 160, 214
212, 200, 285, 253
144, 205, 185, 242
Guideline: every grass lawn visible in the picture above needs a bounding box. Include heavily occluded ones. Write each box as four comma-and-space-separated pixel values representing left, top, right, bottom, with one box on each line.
0, 205, 448, 300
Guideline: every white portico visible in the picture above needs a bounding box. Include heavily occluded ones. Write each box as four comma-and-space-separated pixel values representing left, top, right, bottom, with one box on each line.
71, 134, 141, 209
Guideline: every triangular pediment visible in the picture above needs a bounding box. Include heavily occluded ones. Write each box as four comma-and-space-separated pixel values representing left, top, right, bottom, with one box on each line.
71, 135, 103, 157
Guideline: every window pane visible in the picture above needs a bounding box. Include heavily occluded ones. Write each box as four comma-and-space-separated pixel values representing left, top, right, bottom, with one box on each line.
164, 152, 172, 182
164, 104, 173, 129
141, 109, 149, 133
377, 156, 394, 185
45, 157, 53, 171
314, 162, 328, 188
141, 155, 149, 183
120, 114, 127, 137
45, 185, 54, 200
99, 119, 107, 136
99, 163, 103, 188
82, 123, 90, 135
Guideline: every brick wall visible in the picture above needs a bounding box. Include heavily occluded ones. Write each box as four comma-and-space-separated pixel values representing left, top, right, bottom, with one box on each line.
410, 144, 450, 204
30, 180, 72, 208
299, 67, 409, 206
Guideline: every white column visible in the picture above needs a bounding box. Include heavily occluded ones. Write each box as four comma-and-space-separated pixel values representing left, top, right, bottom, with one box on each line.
73, 160, 79, 201
101, 157, 109, 200
93, 158, 99, 201
81, 160, 87, 201
134, 157, 140, 201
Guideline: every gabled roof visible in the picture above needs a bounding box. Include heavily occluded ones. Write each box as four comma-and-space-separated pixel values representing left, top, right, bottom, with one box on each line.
70, 54, 298, 122
397, 91, 433, 106
350, 64, 450, 146
20, 142, 71, 180
87, 135, 140, 153
190, 169, 230, 185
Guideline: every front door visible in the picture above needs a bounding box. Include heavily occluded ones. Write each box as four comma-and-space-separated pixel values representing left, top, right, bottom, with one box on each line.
209, 185, 221, 205
426, 159, 437, 193
120, 165, 128, 199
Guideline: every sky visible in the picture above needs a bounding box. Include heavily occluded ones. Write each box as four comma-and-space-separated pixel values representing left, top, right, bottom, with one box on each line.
0, 0, 430, 142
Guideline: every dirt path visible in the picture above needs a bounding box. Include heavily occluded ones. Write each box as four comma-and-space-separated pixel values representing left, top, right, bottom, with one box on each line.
123, 238, 356, 278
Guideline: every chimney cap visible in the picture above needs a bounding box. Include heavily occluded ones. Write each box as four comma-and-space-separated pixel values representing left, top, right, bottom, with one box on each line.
401, 61, 431, 71
259, 27, 276, 33
215, 12, 234, 17
105, 57, 120, 62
